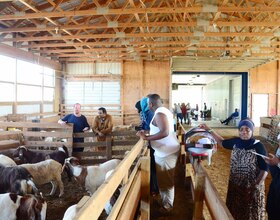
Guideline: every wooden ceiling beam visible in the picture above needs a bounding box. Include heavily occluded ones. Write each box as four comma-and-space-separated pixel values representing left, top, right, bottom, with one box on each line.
1, 6, 280, 21
57, 51, 277, 62
1, 31, 278, 42
43, 45, 279, 54
20, 39, 278, 49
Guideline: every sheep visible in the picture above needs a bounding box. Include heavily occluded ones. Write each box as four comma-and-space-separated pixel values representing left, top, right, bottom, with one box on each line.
0, 154, 16, 167
0, 193, 47, 220
63, 157, 121, 195
19, 159, 64, 197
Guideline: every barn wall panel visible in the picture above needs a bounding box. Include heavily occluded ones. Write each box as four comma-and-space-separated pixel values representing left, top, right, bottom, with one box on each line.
249, 61, 279, 116
122, 60, 170, 113
123, 61, 143, 113
143, 61, 170, 107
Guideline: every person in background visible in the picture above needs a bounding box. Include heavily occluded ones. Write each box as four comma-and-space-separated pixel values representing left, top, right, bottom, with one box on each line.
140, 96, 158, 196
264, 134, 280, 220
137, 94, 180, 213
186, 103, 191, 125
135, 100, 142, 114
92, 107, 113, 142
202, 102, 207, 118
134, 99, 143, 131
58, 103, 90, 152
194, 104, 199, 121
220, 108, 239, 125
174, 103, 183, 124
200, 119, 268, 220
181, 103, 187, 124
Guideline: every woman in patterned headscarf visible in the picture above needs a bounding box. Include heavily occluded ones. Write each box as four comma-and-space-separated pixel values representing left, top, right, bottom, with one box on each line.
200, 119, 268, 220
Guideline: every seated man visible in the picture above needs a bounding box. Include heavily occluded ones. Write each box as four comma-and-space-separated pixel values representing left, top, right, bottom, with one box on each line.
220, 108, 239, 125
92, 107, 113, 141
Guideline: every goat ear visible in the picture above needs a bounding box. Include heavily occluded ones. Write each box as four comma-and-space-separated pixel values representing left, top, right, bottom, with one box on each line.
71, 157, 80, 165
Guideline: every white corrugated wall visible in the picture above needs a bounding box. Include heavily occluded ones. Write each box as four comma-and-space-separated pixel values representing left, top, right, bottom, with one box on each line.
66, 62, 121, 75
64, 62, 121, 107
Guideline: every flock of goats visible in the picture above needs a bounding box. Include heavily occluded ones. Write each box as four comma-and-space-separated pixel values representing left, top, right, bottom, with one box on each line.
0, 145, 122, 220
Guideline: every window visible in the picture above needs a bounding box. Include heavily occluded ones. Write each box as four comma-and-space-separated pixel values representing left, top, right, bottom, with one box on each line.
17, 85, 42, 101
43, 87, 54, 101
0, 82, 15, 101
44, 67, 55, 86
0, 106, 12, 116
0, 55, 55, 116
17, 104, 40, 114
0, 55, 16, 82
65, 81, 120, 106
17, 60, 42, 85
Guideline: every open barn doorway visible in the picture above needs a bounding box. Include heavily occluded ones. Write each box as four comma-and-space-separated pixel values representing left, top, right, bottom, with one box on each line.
171, 72, 248, 123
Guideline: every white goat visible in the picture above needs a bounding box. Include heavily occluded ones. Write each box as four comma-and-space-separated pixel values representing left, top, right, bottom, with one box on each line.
0, 154, 16, 167
19, 159, 64, 197
64, 157, 121, 195
62, 204, 77, 220
62, 170, 122, 220
104, 169, 123, 215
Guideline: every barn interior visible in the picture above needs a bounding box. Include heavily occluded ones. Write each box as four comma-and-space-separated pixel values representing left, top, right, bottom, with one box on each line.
1, 0, 280, 219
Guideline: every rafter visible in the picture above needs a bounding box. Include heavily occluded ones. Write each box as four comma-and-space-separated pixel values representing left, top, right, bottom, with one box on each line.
2, 6, 280, 21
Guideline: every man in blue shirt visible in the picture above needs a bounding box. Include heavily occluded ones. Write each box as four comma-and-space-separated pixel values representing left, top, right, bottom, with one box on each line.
58, 103, 90, 152
220, 108, 239, 125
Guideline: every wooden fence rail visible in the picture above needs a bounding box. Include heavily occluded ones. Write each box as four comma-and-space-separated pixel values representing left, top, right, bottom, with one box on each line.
178, 123, 234, 220
0, 122, 139, 164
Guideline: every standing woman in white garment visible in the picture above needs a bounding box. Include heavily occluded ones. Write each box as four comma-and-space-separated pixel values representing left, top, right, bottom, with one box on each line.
137, 94, 180, 213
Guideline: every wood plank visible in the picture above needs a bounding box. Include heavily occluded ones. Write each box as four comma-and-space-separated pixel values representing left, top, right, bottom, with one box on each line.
116, 172, 141, 220
0, 121, 73, 129
73, 142, 107, 147
23, 131, 72, 138
0, 140, 20, 150
140, 156, 150, 219
72, 151, 107, 157
25, 141, 71, 148
113, 140, 138, 146
193, 174, 205, 220
107, 161, 141, 220
0, 131, 22, 136
202, 167, 234, 219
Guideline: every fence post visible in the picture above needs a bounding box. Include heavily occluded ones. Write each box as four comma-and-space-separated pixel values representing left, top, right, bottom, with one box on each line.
106, 135, 112, 160
193, 173, 205, 220
140, 153, 150, 220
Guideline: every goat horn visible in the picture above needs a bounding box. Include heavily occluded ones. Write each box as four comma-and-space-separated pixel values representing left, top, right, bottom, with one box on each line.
61, 163, 66, 172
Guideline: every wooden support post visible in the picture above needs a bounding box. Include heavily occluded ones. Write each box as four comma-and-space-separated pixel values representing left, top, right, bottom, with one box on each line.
106, 136, 112, 160
193, 173, 205, 220
140, 156, 150, 220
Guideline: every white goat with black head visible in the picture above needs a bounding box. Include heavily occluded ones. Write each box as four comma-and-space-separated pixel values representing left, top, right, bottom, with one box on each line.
63, 157, 121, 195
